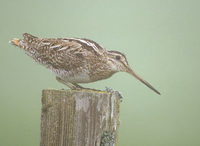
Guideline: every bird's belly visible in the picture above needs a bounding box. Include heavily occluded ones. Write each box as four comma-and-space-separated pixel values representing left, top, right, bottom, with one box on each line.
50, 67, 91, 83
66, 72, 91, 83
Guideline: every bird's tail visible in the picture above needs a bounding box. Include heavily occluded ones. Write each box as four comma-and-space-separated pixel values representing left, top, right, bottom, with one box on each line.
9, 33, 38, 51
9, 38, 21, 47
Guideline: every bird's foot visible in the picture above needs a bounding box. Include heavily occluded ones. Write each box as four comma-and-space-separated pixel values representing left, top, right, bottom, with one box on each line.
105, 87, 123, 102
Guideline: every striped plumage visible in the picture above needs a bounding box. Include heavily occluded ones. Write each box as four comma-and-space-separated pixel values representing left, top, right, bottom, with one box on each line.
10, 33, 160, 95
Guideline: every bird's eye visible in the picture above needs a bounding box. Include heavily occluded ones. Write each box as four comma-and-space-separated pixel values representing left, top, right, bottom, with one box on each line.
115, 55, 121, 60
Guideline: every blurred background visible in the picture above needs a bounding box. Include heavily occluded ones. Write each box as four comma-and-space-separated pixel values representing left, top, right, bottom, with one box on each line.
0, 0, 200, 145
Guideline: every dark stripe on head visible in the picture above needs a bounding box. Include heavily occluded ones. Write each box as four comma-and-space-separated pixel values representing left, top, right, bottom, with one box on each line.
108, 50, 126, 58
108, 50, 128, 65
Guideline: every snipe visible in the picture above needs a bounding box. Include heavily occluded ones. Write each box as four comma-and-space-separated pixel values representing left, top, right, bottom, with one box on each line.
10, 33, 160, 95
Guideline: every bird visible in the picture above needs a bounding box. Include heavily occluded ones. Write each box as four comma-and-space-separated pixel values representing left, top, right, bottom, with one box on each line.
10, 33, 160, 95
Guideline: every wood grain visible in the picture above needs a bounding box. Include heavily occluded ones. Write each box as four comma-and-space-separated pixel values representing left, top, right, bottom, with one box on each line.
40, 89, 121, 146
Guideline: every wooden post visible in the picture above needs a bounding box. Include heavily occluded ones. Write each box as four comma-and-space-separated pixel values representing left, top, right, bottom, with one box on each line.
40, 89, 121, 146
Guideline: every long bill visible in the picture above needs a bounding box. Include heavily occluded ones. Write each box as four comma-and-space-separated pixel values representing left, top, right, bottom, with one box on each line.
127, 67, 161, 95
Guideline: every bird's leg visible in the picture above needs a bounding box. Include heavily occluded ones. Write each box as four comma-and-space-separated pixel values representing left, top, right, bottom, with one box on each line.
56, 77, 87, 90
56, 77, 77, 89
71, 83, 84, 89
56, 77, 103, 91
72, 83, 102, 91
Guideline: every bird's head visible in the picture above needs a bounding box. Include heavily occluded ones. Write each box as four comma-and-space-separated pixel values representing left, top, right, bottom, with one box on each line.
107, 50, 160, 95
107, 50, 129, 72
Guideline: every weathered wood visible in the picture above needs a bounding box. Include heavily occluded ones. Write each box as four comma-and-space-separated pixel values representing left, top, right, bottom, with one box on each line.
40, 89, 121, 146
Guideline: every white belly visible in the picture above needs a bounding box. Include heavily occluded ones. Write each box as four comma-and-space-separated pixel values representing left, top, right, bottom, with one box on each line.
50, 67, 91, 83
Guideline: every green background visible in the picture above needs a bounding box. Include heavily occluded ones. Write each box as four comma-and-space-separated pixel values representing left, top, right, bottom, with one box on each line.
0, 0, 200, 145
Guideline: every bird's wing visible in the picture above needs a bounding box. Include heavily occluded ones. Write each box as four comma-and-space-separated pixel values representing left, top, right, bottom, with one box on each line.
21, 33, 106, 57
17, 33, 106, 70
70, 38, 106, 56
34, 38, 84, 70
39, 37, 106, 56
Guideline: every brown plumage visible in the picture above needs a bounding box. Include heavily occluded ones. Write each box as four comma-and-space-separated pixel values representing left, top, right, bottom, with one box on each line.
10, 33, 160, 95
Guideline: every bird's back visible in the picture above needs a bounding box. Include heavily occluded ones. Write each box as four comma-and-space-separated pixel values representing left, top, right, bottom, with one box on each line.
10, 33, 110, 83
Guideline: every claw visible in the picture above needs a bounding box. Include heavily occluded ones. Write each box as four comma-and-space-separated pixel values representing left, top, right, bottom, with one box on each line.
105, 87, 123, 102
